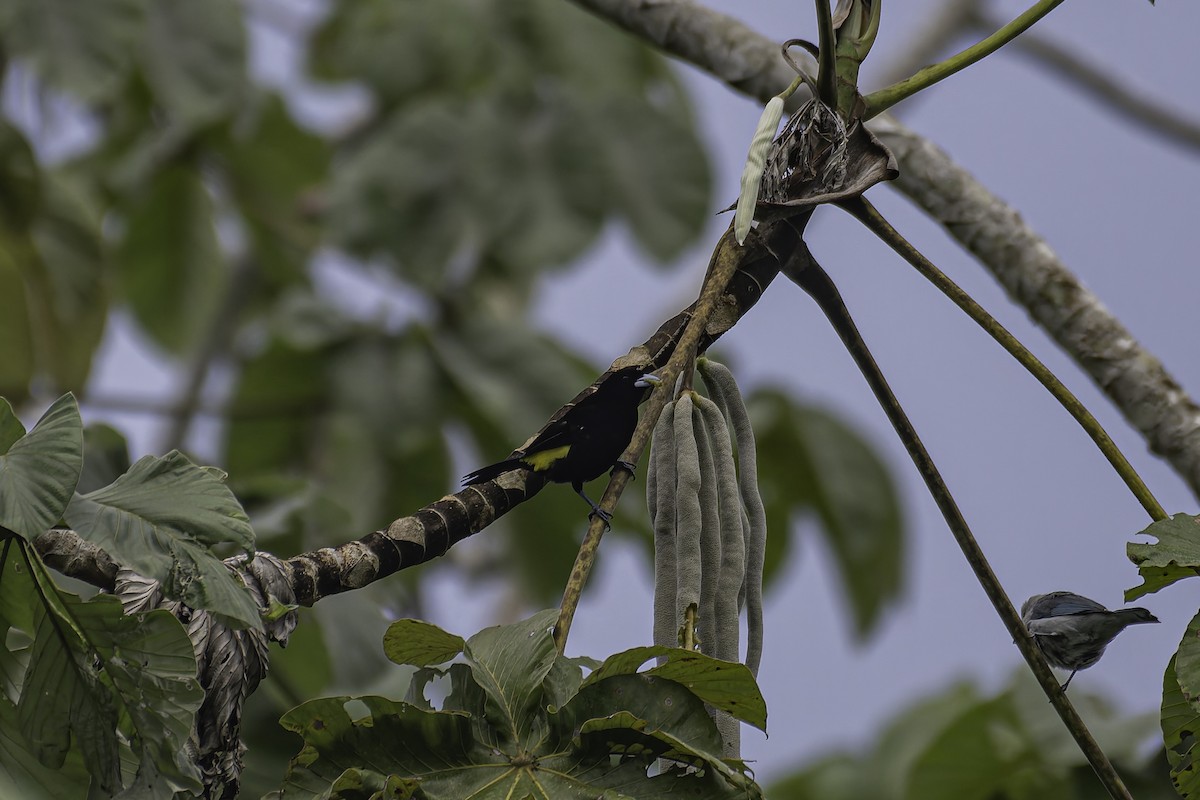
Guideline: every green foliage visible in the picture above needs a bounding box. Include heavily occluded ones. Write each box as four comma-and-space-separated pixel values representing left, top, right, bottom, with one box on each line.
1127, 513, 1200, 600
0, 542, 203, 797
0, 0, 144, 103
64, 450, 261, 628
279, 611, 764, 798
313, 0, 710, 285
768, 672, 1170, 800
746, 387, 904, 637
0, 394, 83, 540
1163, 652, 1200, 797
0, 124, 107, 400
114, 164, 226, 353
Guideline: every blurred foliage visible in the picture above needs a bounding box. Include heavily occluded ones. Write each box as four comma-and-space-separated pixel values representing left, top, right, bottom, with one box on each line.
768, 670, 1173, 800
0, 0, 918, 794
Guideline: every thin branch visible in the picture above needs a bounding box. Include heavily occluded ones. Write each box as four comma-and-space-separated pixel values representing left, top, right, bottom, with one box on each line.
785, 241, 1133, 800
875, 0, 981, 90
863, 0, 1067, 119
969, 9, 1200, 154
843, 196, 1167, 522
870, 115, 1200, 498
566, 0, 1200, 498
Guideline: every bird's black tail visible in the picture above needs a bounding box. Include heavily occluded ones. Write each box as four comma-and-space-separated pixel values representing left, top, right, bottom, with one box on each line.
462, 459, 527, 486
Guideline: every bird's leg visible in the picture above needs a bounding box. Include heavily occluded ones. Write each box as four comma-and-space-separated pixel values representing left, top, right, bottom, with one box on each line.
575, 484, 612, 531
1060, 671, 1077, 692
611, 459, 638, 480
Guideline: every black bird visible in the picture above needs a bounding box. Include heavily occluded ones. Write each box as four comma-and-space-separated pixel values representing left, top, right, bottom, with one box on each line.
462, 366, 662, 523
1021, 591, 1159, 690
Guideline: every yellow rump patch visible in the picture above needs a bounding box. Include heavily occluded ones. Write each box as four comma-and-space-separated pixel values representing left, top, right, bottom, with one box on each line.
522, 445, 570, 472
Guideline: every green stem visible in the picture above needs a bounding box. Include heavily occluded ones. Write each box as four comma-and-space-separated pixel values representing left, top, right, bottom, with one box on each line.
784, 241, 1133, 800
814, 0, 837, 105
844, 197, 1167, 522
863, 0, 1066, 119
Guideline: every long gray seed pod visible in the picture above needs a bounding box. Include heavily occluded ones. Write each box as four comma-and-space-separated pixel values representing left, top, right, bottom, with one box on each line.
671, 393, 703, 644
692, 397, 722, 656
650, 402, 679, 653
698, 359, 767, 678
696, 394, 746, 758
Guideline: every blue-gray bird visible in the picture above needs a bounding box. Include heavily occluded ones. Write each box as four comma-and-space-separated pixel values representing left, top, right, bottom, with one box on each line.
1021, 592, 1158, 690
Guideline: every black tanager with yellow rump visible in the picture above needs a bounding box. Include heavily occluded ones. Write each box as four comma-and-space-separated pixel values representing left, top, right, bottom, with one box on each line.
462, 366, 662, 523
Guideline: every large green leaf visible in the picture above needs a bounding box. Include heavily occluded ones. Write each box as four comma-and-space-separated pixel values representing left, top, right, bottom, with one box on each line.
17, 590, 203, 796
225, 336, 331, 478
141, 0, 245, 125
1164, 651, 1200, 798
383, 619, 465, 668
0, 394, 83, 540
0, 120, 40, 233
0, 0, 143, 102
0, 695, 90, 800
461, 609, 558, 749
278, 695, 497, 799
114, 164, 225, 353
280, 612, 762, 799
77, 423, 132, 495
26, 171, 109, 391
748, 388, 904, 637
904, 691, 1069, 800
585, 645, 767, 732
1127, 513, 1200, 600
0, 251, 34, 402
64, 450, 261, 628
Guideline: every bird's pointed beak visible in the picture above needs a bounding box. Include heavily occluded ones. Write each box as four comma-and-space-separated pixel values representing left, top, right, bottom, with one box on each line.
635, 373, 662, 389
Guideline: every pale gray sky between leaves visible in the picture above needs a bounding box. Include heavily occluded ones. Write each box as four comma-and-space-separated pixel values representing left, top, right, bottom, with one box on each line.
77, 0, 1200, 782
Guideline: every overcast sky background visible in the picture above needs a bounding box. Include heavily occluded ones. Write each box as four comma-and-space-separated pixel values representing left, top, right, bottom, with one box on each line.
75, 0, 1200, 783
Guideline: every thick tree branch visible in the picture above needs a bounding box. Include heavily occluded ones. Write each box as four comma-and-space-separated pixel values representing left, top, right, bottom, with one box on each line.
567, 0, 1200, 499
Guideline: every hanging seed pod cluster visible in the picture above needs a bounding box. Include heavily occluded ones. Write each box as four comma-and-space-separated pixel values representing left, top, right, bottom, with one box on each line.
646, 358, 767, 758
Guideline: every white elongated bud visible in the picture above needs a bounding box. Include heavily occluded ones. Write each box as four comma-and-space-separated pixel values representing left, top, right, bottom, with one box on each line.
734, 95, 785, 245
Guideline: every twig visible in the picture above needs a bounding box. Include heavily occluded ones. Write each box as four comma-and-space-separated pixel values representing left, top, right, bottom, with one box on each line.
842, 196, 1167, 522
863, 0, 1067, 118
784, 240, 1133, 800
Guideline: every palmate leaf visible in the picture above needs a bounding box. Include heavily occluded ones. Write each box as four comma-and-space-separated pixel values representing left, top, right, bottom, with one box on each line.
584, 645, 767, 732
461, 609, 559, 750
17, 588, 202, 796
1127, 512, 1200, 600
0, 695, 90, 800
283, 612, 763, 799
64, 450, 261, 628
0, 394, 83, 540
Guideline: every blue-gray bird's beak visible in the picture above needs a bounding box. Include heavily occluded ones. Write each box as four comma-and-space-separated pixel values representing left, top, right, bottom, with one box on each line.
635, 373, 662, 389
